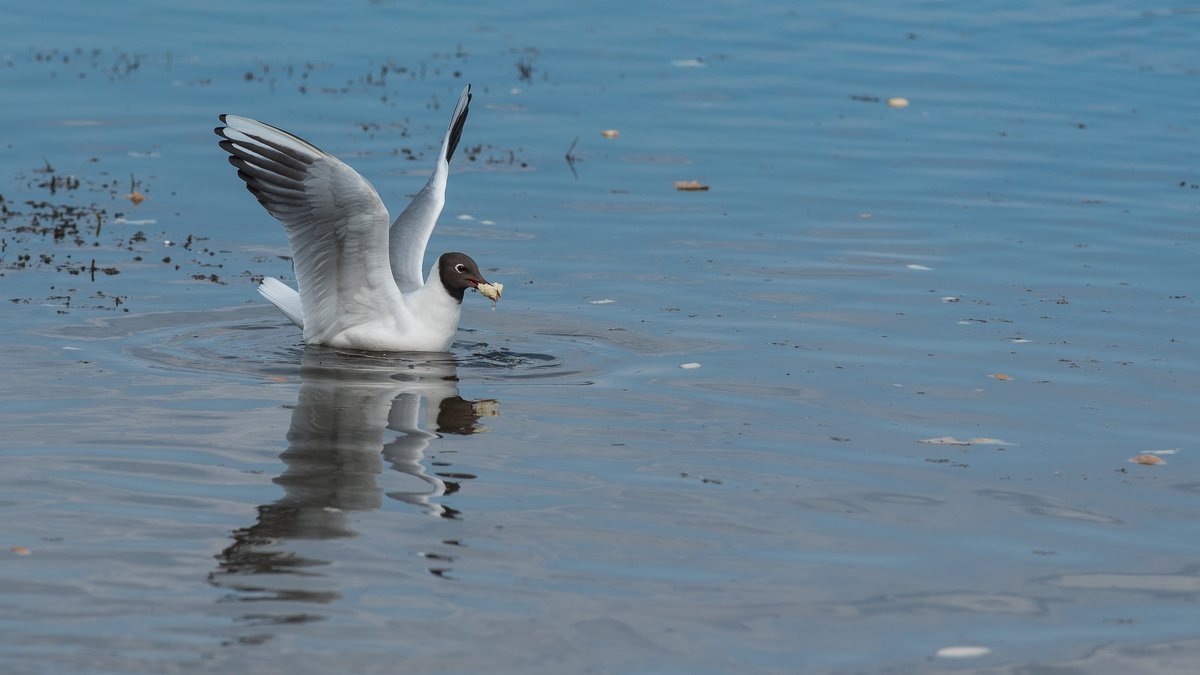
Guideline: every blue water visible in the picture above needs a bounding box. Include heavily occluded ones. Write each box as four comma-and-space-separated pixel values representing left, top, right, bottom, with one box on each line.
1, 1, 1198, 673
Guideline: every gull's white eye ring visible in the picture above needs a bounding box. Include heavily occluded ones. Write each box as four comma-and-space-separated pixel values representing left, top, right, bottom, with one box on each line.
454, 263, 466, 273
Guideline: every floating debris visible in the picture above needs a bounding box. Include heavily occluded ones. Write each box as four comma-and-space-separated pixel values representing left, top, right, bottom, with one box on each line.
921, 437, 972, 446
564, 136, 581, 178
600, 129, 620, 139
1130, 449, 1177, 466
942, 296, 960, 303
679, 362, 702, 370
671, 58, 705, 68
935, 646, 990, 659
887, 97, 910, 109
906, 264, 932, 271
919, 436, 1014, 446
990, 373, 1013, 381
589, 299, 616, 305
9, 546, 31, 556
123, 173, 147, 205
674, 180, 710, 192
1130, 454, 1165, 466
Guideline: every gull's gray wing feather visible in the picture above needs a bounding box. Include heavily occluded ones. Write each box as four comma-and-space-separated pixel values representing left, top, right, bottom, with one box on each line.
216, 115, 404, 345
388, 84, 472, 292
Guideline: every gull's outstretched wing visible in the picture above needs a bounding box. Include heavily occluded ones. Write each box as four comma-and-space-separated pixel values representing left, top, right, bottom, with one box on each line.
388, 84, 472, 292
216, 115, 406, 345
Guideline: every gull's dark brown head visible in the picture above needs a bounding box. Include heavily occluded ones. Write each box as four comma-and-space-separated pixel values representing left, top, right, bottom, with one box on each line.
437, 252, 489, 303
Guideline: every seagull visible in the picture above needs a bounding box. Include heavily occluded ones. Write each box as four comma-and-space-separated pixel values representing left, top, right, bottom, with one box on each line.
215, 84, 501, 352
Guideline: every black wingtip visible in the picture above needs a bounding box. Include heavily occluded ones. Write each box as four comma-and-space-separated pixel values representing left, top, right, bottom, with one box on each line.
214, 114, 236, 140
445, 85, 472, 163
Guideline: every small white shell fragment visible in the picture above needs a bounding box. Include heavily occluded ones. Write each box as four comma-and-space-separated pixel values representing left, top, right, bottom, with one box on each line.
590, 299, 616, 305
887, 97, 910, 108
457, 213, 476, 221
679, 362, 702, 370
906, 264, 932, 271
935, 646, 991, 659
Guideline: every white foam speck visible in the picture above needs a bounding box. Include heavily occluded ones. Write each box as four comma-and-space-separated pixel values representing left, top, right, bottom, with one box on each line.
935, 646, 991, 659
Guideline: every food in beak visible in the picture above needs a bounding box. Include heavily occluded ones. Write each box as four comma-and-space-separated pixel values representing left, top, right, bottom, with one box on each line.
476, 281, 503, 307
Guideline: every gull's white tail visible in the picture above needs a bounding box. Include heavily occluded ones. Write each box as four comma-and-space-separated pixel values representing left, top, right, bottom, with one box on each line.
257, 277, 304, 328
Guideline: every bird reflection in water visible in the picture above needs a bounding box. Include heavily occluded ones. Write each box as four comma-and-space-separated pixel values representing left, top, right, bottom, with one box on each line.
208, 348, 496, 625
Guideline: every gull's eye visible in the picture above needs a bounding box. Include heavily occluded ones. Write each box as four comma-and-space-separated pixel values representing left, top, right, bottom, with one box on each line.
454, 263, 467, 274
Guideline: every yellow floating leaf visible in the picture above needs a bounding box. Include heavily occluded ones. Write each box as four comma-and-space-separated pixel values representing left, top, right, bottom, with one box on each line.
887, 97, 910, 108
9, 546, 30, 556
1130, 454, 1165, 466
674, 180, 710, 191
600, 129, 620, 138
991, 373, 1013, 381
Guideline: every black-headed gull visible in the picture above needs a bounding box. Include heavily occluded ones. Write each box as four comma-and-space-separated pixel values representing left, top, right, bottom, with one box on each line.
215, 84, 501, 352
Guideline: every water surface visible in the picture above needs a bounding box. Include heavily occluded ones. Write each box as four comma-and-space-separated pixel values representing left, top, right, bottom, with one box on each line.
1, 1, 1198, 673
